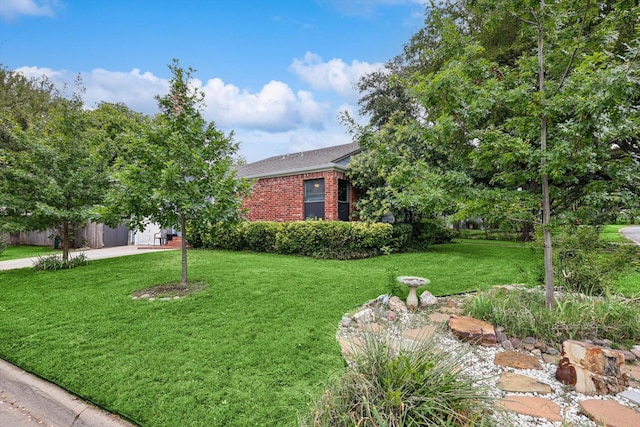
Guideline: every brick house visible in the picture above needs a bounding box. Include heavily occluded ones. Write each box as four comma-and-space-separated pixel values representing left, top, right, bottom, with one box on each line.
236, 142, 360, 221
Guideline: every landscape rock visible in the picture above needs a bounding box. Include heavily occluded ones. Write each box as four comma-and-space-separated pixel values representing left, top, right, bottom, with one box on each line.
341, 316, 353, 328
339, 337, 365, 357
388, 296, 407, 312
419, 291, 438, 307
448, 315, 496, 346
619, 389, 640, 405
531, 349, 542, 357
510, 337, 522, 349
623, 364, 640, 384
402, 325, 437, 342
496, 396, 562, 422
497, 372, 552, 394
428, 312, 450, 323
579, 399, 640, 427
545, 347, 559, 356
494, 351, 543, 370
630, 348, 640, 359
542, 353, 560, 365
523, 336, 536, 351
353, 308, 375, 325
386, 311, 397, 322
615, 349, 637, 362
501, 340, 514, 351
555, 340, 628, 394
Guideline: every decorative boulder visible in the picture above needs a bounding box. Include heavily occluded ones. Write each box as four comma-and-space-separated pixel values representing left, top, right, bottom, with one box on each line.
448, 315, 496, 346
555, 340, 628, 394
388, 296, 407, 312
419, 291, 438, 307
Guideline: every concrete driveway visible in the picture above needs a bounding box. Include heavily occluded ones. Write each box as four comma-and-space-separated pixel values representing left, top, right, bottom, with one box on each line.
0, 245, 175, 271
621, 225, 640, 245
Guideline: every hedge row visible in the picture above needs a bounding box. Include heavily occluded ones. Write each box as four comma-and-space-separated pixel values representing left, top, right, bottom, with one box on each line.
190, 219, 455, 259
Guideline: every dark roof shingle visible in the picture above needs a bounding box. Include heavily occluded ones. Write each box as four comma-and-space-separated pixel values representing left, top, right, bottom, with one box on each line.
237, 142, 360, 179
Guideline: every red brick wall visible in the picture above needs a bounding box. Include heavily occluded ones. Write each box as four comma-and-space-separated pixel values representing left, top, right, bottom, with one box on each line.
242, 170, 357, 222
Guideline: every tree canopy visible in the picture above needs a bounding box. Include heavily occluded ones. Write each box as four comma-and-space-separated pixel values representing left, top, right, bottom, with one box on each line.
104, 60, 249, 285
348, 0, 640, 305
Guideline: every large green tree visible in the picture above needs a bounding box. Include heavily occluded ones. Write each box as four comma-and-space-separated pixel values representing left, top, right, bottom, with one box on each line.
104, 60, 249, 285
349, 0, 640, 306
0, 84, 112, 261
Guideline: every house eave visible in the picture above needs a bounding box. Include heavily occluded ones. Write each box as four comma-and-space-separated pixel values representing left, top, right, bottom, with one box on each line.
241, 163, 349, 180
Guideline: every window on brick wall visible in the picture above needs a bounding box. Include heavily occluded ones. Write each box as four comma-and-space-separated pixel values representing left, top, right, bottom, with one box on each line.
338, 179, 350, 221
304, 179, 325, 219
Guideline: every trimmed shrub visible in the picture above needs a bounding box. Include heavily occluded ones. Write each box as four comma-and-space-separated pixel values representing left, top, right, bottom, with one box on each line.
191, 221, 395, 259
410, 219, 456, 249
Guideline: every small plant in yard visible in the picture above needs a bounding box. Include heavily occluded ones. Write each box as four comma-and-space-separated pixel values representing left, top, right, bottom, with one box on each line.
32, 252, 89, 271
466, 287, 640, 348
303, 333, 491, 427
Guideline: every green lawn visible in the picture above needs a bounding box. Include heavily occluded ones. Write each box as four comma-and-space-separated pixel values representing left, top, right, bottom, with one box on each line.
0, 245, 58, 261
0, 242, 556, 426
601, 224, 633, 243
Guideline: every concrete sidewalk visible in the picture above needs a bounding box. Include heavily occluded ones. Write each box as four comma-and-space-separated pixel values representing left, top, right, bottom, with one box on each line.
0, 359, 135, 427
0, 245, 176, 271
621, 225, 640, 246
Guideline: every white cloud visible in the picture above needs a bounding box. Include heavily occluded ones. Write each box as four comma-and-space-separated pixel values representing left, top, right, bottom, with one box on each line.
289, 52, 383, 100
0, 0, 56, 20
14, 66, 331, 134
200, 78, 329, 132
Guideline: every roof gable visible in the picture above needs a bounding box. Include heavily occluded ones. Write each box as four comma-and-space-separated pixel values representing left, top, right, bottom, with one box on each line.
237, 142, 360, 179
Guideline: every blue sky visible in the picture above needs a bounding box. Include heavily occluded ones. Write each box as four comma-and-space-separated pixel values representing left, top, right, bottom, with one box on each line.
1, 0, 425, 162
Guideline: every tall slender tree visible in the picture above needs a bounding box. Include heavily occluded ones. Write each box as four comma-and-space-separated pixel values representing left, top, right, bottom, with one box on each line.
105, 60, 249, 285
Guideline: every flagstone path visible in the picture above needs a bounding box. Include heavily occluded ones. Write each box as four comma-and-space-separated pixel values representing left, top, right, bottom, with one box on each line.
337, 289, 640, 426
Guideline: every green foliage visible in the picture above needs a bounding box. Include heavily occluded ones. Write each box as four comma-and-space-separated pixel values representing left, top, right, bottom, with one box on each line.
554, 226, 637, 295
103, 60, 250, 284
303, 333, 490, 427
32, 252, 88, 271
466, 287, 640, 347
194, 221, 395, 259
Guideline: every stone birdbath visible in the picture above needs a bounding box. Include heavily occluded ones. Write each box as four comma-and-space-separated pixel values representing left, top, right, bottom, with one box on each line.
397, 276, 430, 310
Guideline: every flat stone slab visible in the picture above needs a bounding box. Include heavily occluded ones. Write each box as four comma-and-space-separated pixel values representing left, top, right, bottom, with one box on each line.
439, 306, 463, 314
339, 337, 365, 357
448, 315, 496, 346
402, 325, 437, 341
361, 322, 384, 333
623, 365, 640, 383
579, 399, 640, 427
496, 396, 562, 422
429, 312, 451, 323
619, 389, 640, 405
497, 372, 552, 394
494, 351, 543, 370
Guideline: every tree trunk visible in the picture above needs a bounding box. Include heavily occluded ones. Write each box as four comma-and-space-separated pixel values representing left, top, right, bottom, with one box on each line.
538, 0, 555, 308
61, 220, 70, 262
180, 215, 188, 285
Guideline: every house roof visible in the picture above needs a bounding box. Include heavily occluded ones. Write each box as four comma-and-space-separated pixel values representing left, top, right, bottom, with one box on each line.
236, 142, 361, 179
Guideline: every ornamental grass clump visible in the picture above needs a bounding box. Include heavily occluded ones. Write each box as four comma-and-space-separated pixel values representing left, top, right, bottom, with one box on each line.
303, 333, 490, 427
466, 287, 640, 348
32, 252, 88, 271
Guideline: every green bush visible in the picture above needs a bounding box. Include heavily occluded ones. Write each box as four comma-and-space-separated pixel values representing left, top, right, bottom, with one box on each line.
303, 333, 490, 427
555, 226, 637, 295
410, 219, 456, 248
32, 252, 89, 271
192, 221, 395, 259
